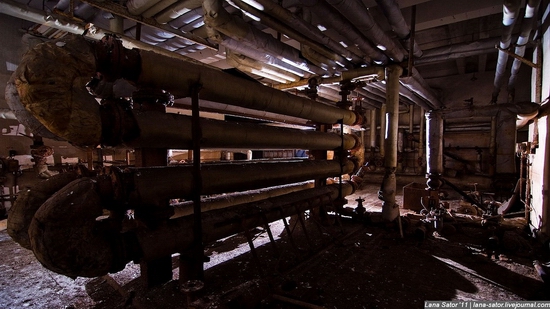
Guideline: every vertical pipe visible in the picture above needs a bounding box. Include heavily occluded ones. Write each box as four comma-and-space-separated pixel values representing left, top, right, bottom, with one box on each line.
425, 111, 443, 190
407, 5, 416, 75
380, 64, 403, 221
370, 109, 377, 149
379, 104, 387, 157
489, 116, 496, 176
408, 105, 414, 134
418, 107, 424, 159
191, 84, 204, 280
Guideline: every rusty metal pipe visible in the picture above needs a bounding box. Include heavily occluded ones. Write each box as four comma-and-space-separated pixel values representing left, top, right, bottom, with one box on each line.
114, 160, 356, 205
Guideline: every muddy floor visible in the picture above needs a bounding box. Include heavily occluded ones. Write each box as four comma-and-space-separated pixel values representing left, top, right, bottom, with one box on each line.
1, 183, 549, 309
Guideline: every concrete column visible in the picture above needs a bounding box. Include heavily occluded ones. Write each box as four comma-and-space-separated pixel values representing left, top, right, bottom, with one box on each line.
380, 65, 403, 221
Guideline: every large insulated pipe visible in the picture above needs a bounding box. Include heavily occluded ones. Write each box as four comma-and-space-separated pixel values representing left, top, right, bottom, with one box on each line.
109, 109, 361, 151
7, 35, 362, 146
380, 65, 402, 221
508, 0, 541, 99
325, 0, 405, 62
29, 179, 356, 278
492, 0, 521, 103
375, 0, 422, 57
110, 160, 356, 205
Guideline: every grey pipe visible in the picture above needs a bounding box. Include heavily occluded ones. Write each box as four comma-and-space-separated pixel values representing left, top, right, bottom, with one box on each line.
235, 0, 362, 65
400, 68, 442, 109
324, 0, 405, 62
508, 0, 541, 99
297, 0, 388, 64
375, 0, 422, 57
380, 65, 402, 221
203, 0, 325, 75
492, 0, 521, 103
379, 103, 386, 158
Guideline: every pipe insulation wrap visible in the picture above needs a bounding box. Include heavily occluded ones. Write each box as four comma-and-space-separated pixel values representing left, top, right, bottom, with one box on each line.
7, 35, 102, 146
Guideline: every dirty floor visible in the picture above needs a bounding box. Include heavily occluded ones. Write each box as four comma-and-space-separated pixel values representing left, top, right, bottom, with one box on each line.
1, 183, 549, 309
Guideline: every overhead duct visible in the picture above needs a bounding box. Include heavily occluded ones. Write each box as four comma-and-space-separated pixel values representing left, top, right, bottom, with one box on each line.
299, 0, 388, 64
249, 0, 367, 64
225, 50, 301, 83
415, 37, 501, 65
231, 0, 359, 67
492, 0, 521, 103
507, 0, 541, 100
202, 0, 325, 75
400, 68, 442, 109
155, 0, 203, 24
374, 0, 422, 57
324, 0, 406, 62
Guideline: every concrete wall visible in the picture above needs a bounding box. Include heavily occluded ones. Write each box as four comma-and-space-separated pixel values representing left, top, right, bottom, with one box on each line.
529, 2, 550, 237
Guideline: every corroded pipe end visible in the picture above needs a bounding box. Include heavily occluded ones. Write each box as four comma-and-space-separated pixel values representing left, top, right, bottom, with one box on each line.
7, 172, 79, 249
11, 34, 102, 146
28, 178, 116, 278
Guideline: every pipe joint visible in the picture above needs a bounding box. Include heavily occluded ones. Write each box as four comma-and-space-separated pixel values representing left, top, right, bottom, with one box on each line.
94, 34, 141, 82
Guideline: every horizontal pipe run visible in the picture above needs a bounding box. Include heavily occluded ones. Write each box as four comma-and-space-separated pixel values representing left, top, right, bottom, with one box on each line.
107, 109, 361, 150
171, 181, 315, 218
112, 159, 356, 204
29, 179, 356, 278
136, 182, 356, 261
131, 44, 362, 125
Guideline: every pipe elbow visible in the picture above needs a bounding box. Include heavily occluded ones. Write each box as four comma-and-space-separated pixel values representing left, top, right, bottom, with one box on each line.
28, 178, 120, 278
11, 35, 102, 146
7, 172, 79, 249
